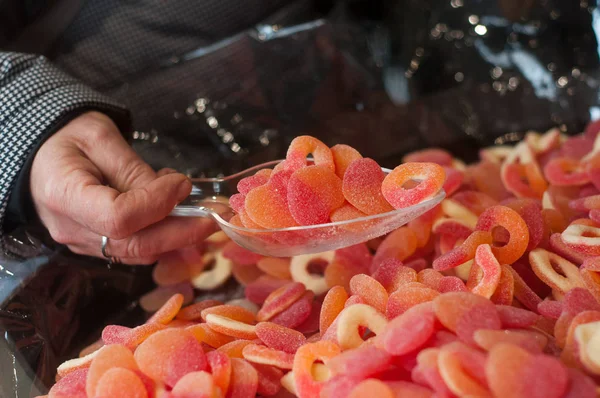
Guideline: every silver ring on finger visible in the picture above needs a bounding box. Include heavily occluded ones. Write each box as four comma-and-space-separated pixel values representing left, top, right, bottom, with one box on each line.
101, 236, 122, 264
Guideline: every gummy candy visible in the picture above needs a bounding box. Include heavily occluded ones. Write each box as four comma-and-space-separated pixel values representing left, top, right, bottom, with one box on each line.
342, 158, 394, 215
287, 165, 344, 225
330, 144, 363, 178
286, 135, 335, 172
134, 328, 207, 387
255, 322, 306, 354
381, 162, 445, 209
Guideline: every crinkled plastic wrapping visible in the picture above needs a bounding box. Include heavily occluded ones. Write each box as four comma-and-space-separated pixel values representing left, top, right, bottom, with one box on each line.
4, 0, 600, 396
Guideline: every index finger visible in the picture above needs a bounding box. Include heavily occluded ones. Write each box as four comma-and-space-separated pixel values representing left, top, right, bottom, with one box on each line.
68, 172, 192, 239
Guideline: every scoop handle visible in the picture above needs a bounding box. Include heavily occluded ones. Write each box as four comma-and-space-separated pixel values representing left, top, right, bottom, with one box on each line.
169, 205, 212, 217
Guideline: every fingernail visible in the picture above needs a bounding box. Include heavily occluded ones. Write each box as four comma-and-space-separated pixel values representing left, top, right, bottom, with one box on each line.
177, 177, 193, 201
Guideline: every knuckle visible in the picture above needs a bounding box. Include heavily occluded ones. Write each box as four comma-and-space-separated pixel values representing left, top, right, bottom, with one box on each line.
124, 237, 153, 259
101, 209, 131, 239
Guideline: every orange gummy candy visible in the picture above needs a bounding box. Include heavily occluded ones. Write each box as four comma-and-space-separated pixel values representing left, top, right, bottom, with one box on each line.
287, 165, 345, 225
331, 144, 363, 178
342, 158, 394, 215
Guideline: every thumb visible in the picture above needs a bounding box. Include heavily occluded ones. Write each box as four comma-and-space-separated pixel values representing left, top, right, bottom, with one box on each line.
69, 172, 192, 239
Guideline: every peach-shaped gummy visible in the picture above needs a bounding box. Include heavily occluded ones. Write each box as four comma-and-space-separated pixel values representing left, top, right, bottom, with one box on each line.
200, 304, 256, 324
320, 286, 348, 334
349, 274, 388, 313
86, 344, 138, 398
381, 162, 445, 209
94, 368, 148, 398
206, 350, 231, 395
331, 144, 363, 178
147, 293, 185, 325
386, 284, 440, 319
186, 324, 235, 348
134, 328, 207, 387
327, 345, 391, 379
253, 364, 284, 396
486, 343, 568, 398
245, 183, 297, 228
48, 368, 88, 398
433, 291, 491, 332
227, 358, 259, 398
342, 158, 394, 215
257, 282, 306, 322
242, 343, 295, 369
379, 302, 436, 356
287, 165, 345, 225
348, 379, 395, 398
171, 371, 217, 398
255, 322, 307, 354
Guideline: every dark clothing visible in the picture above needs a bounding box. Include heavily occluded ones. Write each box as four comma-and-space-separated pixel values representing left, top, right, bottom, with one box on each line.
0, 0, 303, 257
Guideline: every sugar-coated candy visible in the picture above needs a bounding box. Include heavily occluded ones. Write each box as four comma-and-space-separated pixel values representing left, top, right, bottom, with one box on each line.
102, 323, 165, 351
371, 258, 417, 293
232, 263, 263, 286
486, 343, 568, 398
242, 344, 295, 369
257, 257, 292, 280
205, 314, 257, 340
330, 144, 363, 179
134, 328, 207, 387
381, 162, 446, 209
190, 250, 233, 291
349, 274, 388, 313
48, 368, 88, 398
437, 342, 489, 397
290, 251, 333, 295
256, 322, 306, 354
342, 158, 393, 215
473, 329, 547, 354
187, 323, 236, 348
286, 135, 335, 172
50, 127, 600, 397
227, 358, 259, 398
170, 371, 217, 398
222, 241, 264, 266
327, 345, 391, 380
379, 302, 436, 356
201, 304, 256, 324
287, 165, 344, 225
206, 350, 232, 395
245, 183, 298, 228
176, 300, 223, 321
270, 291, 314, 329
257, 282, 306, 322
293, 341, 340, 398
320, 286, 348, 335
94, 368, 148, 398
253, 364, 284, 396
86, 344, 139, 397
348, 379, 394, 398
475, 205, 529, 264
386, 284, 440, 319
336, 303, 388, 350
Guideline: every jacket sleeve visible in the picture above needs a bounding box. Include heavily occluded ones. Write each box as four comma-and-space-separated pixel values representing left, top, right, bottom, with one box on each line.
0, 52, 131, 258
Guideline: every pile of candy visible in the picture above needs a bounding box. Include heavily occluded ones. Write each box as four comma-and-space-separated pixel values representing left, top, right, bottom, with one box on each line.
229, 135, 446, 228
46, 122, 600, 398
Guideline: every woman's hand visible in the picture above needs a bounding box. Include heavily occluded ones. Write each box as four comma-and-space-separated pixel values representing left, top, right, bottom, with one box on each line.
30, 111, 216, 264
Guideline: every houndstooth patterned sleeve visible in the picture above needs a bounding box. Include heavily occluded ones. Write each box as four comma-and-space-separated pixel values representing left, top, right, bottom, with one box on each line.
0, 52, 130, 258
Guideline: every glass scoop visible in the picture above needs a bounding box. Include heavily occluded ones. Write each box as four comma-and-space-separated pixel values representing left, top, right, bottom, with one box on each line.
170, 160, 445, 257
